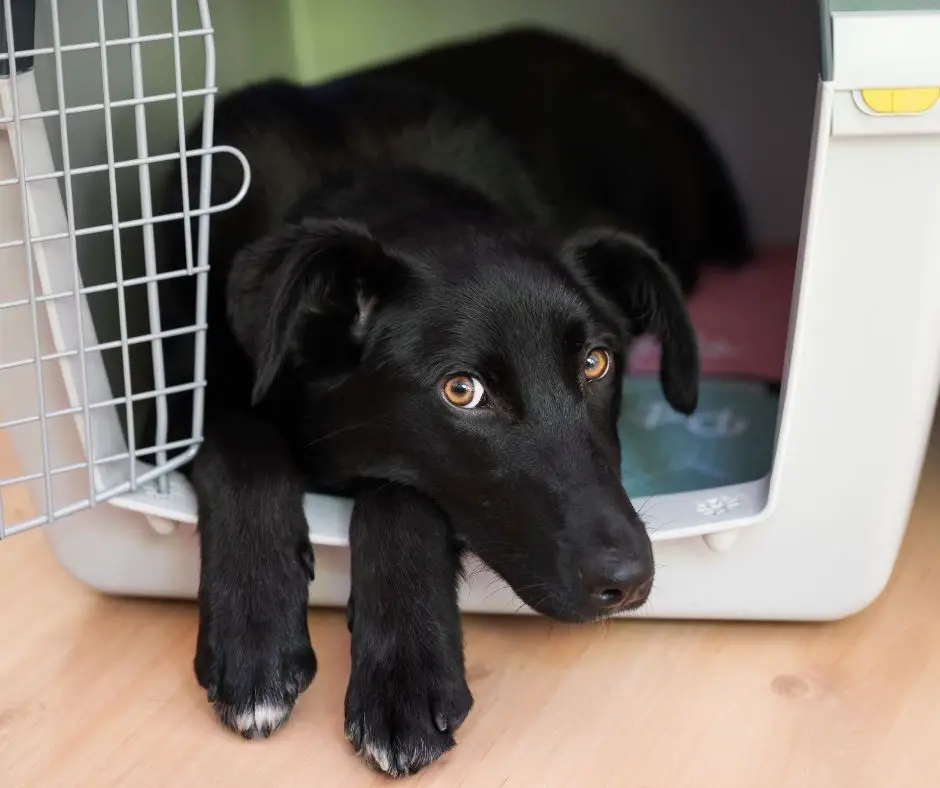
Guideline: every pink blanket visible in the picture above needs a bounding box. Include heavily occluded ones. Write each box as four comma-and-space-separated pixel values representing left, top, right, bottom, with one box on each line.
629, 246, 798, 381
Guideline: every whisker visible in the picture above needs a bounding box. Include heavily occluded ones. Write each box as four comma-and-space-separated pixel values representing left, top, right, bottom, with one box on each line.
305, 418, 385, 448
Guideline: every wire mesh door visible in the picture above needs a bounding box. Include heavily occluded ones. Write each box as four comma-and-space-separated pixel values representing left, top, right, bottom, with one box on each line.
0, 0, 248, 538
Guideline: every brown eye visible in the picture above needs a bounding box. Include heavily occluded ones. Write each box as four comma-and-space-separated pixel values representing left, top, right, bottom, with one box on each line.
583, 348, 612, 381
441, 374, 485, 408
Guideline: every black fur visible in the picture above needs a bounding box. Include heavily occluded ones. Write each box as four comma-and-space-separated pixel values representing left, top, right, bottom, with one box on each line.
190, 411, 317, 739
344, 483, 471, 776
362, 27, 753, 290
151, 27, 746, 776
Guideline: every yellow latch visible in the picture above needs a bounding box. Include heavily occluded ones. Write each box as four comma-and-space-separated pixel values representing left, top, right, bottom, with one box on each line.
861, 87, 940, 115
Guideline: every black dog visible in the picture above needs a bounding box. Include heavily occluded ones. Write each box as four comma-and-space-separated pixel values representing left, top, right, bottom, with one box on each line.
152, 27, 747, 776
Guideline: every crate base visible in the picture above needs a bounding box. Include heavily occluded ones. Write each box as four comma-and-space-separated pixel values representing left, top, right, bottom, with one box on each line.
43, 482, 905, 623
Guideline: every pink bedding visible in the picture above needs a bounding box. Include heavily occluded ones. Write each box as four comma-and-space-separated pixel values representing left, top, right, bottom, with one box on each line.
629, 245, 799, 381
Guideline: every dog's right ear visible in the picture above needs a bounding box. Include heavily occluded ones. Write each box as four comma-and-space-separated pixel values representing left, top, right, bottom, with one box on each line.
227, 218, 408, 405
561, 228, 700, 415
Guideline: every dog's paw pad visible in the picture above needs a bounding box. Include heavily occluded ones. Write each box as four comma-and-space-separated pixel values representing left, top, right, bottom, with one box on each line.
217, 698, 294, 740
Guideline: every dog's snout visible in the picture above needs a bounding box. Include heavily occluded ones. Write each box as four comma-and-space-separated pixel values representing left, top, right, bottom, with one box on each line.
582, 551, 653, 613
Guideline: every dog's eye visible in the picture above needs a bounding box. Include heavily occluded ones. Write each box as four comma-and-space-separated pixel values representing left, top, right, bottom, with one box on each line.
583, 348, 612, 382
441, 374, 486, 408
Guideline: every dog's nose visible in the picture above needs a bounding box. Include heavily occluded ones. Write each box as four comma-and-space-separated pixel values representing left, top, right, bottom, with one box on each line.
583, 554, 653, 612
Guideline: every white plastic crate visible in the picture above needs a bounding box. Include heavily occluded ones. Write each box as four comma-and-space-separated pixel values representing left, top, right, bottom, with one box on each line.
2, 0, 940, 621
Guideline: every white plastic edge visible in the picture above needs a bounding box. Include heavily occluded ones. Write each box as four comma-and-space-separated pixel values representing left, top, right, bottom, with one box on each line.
108, 473, 772, 546
831, 10, 940, 88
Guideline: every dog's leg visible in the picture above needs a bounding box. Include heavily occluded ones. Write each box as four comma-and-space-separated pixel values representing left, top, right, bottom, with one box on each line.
344, 483, 472, 777
190, 409, 317, 739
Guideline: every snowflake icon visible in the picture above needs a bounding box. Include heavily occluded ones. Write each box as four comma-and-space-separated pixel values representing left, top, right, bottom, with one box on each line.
695, 495, 742, 517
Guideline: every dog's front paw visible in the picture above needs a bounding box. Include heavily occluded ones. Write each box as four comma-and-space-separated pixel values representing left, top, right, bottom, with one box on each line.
344, 649, 473, 777
195, 614, 316, 740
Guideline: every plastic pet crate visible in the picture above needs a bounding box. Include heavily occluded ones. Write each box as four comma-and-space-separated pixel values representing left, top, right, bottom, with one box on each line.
1, 0, 939, 621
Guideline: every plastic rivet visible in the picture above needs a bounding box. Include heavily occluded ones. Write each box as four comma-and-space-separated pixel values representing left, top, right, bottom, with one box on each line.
703, 530, 739, 553
146, 516, 178, 536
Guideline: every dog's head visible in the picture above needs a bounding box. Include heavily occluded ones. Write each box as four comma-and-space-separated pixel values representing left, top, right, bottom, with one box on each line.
227, 211, 698, 622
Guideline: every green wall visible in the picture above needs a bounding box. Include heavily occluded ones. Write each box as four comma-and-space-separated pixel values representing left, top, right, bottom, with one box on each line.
281, 0, 940, 87
211, 0, 299, 90
282, 0, 660, 83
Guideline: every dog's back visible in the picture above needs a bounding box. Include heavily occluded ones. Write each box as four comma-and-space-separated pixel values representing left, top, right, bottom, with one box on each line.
361, 27, 753, 282
162, 26, 751, 299
164, 75, 550, 286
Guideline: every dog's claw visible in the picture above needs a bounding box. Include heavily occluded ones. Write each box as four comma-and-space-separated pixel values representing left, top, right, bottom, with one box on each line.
344, 648, 472, 777
194, 607, 317, 742
216, 697, 295, 740
345, 718, 363, 749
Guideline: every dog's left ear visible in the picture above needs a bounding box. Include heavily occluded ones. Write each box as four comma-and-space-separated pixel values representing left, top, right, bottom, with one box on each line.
561, 228, 699, 414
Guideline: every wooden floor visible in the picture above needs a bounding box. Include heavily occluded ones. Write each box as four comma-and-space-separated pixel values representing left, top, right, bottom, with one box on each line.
1, 420, 940, 788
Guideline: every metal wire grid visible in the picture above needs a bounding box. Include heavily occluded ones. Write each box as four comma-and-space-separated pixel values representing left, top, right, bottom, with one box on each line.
0, 0, 250, 538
